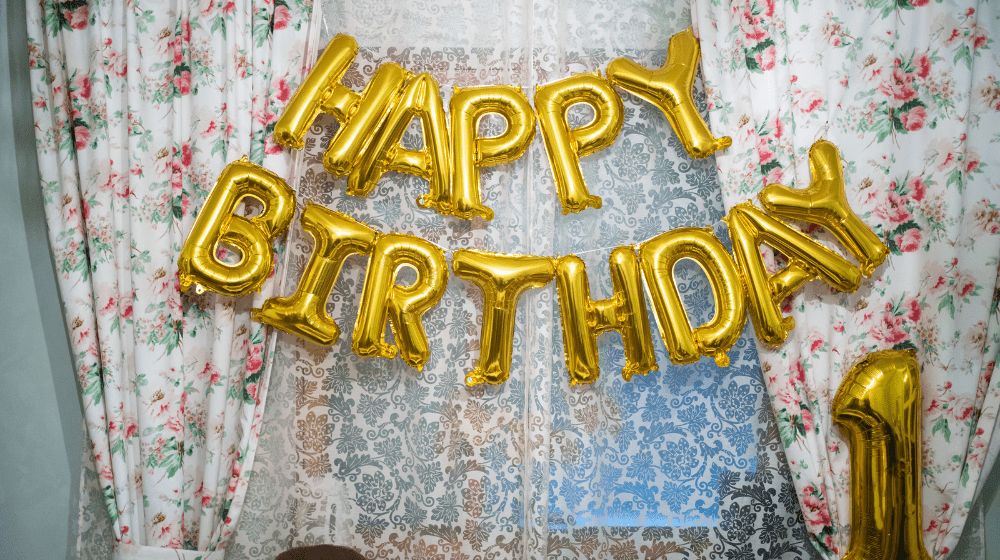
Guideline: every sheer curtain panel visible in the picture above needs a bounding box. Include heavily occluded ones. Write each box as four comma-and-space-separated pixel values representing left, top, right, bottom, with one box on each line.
225, 0, 816, 559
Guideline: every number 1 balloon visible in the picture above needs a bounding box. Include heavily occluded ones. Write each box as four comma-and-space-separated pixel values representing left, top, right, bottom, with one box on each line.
179, 157, 296, 296
606, 28, 731, 159
833, 349, 931, 560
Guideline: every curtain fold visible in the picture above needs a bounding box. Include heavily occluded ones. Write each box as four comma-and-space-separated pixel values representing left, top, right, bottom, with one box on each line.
690, 1, 1000, 558
226, 0, 816, 558
28, 0, 315, 555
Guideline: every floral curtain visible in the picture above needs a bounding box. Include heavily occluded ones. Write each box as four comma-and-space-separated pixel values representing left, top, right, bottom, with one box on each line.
691, 0, 1000, 558
224, 0, 817, 558
28, 0, 316, 556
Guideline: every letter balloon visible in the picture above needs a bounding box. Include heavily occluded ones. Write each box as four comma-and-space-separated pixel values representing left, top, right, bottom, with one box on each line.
450, 85, 536, 220
453, 249, 554, 386
639, 228, 745, 367
727, 202, 861, 346
179, 157, 296, 296
273, 34, 360, 150
535, 72, 624, 214
606, 28, 731, 159
349, 73, 452, 212
757, 140, 889, 277
253, 206, 377, 345
555, 248, 658, 384
353, 234, 448, 370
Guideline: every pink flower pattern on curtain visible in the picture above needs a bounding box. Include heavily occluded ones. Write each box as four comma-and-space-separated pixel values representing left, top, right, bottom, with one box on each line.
27, 0, 315, 554
691, 0, 1000, 558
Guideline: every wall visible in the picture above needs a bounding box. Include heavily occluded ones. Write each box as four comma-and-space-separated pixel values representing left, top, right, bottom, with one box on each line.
0, 3, 81, 559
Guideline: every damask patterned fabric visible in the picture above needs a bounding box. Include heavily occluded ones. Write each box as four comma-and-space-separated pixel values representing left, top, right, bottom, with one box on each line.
691, 1, 1000, 558
225, 1, 816, 558
27, 0, 316, 556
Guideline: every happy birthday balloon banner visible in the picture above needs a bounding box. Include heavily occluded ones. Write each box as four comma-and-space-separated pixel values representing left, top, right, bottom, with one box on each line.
179, 135, 888, 387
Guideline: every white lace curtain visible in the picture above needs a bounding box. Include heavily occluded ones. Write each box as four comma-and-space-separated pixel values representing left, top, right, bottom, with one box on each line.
28, 0, 316, 556
225, 0, 814, 558
692, 0, 1000, 558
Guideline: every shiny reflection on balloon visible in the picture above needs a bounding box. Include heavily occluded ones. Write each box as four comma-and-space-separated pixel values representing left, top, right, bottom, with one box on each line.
727, 202, 861, 346
349, 73, 452, 213
179, 157, 296, 296
535, 72, 623, 214
450, 85, 536, 220
832, 349, 931, 560
353, 234, 448, 370
555, 247, 658, 385
253, 206, 377, 345
638, 228, 745, 367
758, 139, 888, 277
606, 28, 731, 159
453, 249, 554, 386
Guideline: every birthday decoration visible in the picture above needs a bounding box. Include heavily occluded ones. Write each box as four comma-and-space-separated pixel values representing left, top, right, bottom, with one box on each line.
606, 28, 731, 159
758, 140, 889, 277
728, 202, 862, 347
352, 234, 448, 371
832, 350, 931, 560
450, 86, 536, 220
180, 29, 891, 386
639, 228, 745, 367
453, 249, 555, 386
535, 72, 624, 214
252, 204, 377, 345
349, 73, 452, 211
178, 158, 296, 296
555, 247, 658, 385
272, 28, 730, 221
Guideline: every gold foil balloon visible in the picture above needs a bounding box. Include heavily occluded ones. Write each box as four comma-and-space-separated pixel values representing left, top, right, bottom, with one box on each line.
535, 72, 624, 214
353, 234, 448, 370
555, 247, 658, 385
273, 34, 360, 150
349, 73, 452, 212
450, 85, 536, 220
452, 249, 555, 385
273, 34, 414, 177
832, 350, 932, 560
324, 63, 411, 177
252, 206, 377, 345
727, 202, 861, 346
606, 28, 731, 159
179, 157, 296, 296
638, 228, 745, 367
758, 140, 889, 277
